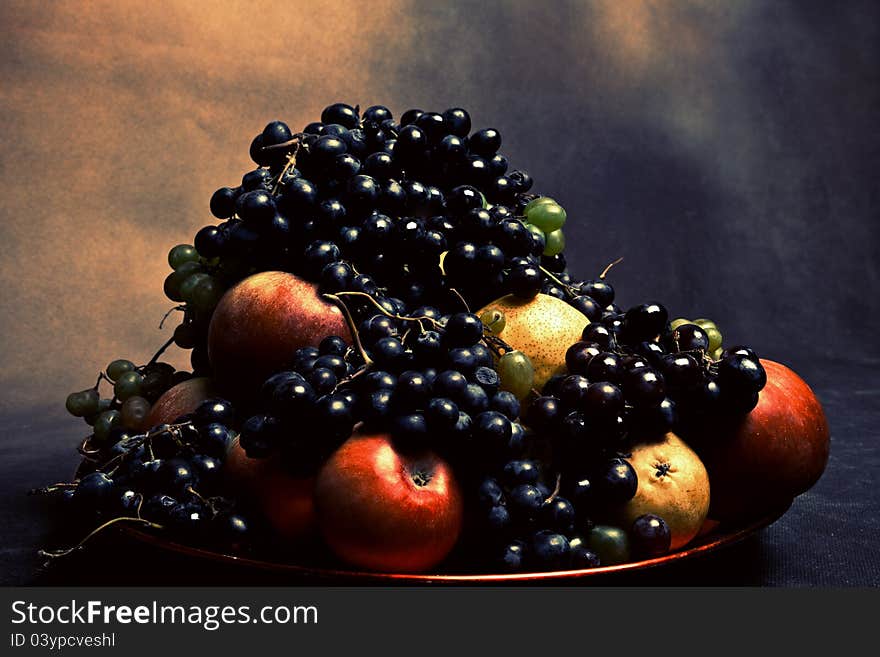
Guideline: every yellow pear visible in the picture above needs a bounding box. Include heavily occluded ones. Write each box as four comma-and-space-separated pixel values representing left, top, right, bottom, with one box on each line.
614, 432, 711, 551
475, 293, 589, 390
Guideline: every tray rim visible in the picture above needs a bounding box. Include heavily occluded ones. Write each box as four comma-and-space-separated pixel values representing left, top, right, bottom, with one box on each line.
114, 500, 791, 583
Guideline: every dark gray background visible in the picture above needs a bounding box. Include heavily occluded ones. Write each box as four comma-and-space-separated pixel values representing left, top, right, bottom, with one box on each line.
0, 0, 878, 585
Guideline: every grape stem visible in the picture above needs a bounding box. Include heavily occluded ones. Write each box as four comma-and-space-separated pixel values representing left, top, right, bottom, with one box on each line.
271, 140, 303, 195
261, 133, 307, 152
92, 372, 112, 392
544, 473, 562, 504
186, 486, 209, 505
599, 257, 624, 280
29, 483, 77, 495
322, 293, 374, 367
78, 436, 103, 459
158, 305, 186, 329
481, 334, 515, 358
449, 288, 471, 313
538, 266, 579, 299
330, 291, 444, 331
38, 516, 163, 560
146, 336, 176, 367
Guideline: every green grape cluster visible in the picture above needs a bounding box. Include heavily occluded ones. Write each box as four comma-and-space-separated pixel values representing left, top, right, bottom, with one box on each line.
669, 316, 725, 360
65, 357, 188, 445
163, 244, 226, 313
523, 196, 567, 257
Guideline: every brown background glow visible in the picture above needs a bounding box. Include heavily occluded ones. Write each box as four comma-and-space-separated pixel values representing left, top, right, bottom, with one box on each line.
1, 0, 877, 413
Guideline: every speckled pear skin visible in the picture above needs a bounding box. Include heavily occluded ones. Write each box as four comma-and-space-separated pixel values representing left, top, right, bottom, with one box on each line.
476, 293, 590, 390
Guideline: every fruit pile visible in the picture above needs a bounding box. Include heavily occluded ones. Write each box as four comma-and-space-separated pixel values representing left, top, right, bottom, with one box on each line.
41, 103, 831, 575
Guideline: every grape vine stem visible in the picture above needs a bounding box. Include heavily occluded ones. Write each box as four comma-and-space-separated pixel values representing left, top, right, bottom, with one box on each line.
539, 266, 579, 299
322, 293, 374, 366
38, 516, 163, 560
146, 336, 176, 367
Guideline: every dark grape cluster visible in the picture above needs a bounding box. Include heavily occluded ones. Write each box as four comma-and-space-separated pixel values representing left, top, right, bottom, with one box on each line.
43, 398, 252, 557
238, 311, 533, 480
165, 103, 604, 375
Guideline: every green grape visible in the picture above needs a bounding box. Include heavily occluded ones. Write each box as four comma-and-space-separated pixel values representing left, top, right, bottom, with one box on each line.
543, 229, 565, 256
704, 326, 723, 352
164, 261, 202, 302
84, 399, 113, 426
523, 196, 556, 214
669, 318, 691, 331
479, 308, 506, 334
588, 525, 631, 566
168, 244, 200, 270
93, 410, 121, 443
190, 276, 225, 311
497, 350, 535, 400
113, 370, 144, 401
65, 388, 100, 417
710, 346, 724, 361
179, 272, 211, 304
106, 359, 136, 382
120, 395, 151, 430
526, 201, 567, 233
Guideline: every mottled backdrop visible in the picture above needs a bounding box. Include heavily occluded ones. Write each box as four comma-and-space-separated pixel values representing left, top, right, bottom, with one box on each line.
0, 0, 877, 414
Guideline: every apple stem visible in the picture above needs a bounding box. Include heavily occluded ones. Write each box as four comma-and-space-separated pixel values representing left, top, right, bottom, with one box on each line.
38, 516, 163, 561
599, 257, 624, 280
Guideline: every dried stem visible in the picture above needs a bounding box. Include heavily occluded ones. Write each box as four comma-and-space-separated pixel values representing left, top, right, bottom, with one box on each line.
332, 291, 444, 330
323, 293, 374, 366
599, 257, 624, 280
539, 266, 579, 298
38, 516, 163, 560
146, 336, 176, 366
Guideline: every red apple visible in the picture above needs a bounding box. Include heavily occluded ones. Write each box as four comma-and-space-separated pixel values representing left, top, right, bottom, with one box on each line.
223, 437, 317, 543
207, 271, 350, 396
689, 359, 830, 523
314, 433, 464, 573
146, 376, 217, 427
